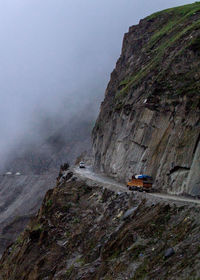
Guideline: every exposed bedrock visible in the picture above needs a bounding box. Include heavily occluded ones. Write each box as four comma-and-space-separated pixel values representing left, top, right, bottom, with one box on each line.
92, 4, 200, 195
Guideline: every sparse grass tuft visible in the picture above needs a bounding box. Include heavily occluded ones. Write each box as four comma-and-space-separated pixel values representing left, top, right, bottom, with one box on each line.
115, 10, 200, 102
45, 199, 53, 208
65, 265, 74, 278
146, 2, 200, 21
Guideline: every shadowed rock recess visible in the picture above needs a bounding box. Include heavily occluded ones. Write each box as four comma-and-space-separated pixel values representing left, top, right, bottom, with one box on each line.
92, 2, 200, 196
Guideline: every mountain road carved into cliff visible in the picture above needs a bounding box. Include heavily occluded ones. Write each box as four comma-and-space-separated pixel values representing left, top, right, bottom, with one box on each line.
73, 166, 200, 206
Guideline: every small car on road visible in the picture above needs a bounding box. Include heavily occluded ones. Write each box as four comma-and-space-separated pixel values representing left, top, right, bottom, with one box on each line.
79, 161, 85, 168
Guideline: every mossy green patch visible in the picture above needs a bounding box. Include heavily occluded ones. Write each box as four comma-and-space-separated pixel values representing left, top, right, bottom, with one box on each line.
32, 223, 43, 233
72, 217, 80, 224
119, 77, 132, 86
65, 231, 71, 238
45, 199, 53, 208
16, 235, 23, 245
76, 257, 85, 266
115, 3, 200, 102
146, 2, 200, 21
65, 264, 74, 278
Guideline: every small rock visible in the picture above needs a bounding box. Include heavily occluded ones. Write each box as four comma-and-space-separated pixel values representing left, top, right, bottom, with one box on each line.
63, 171, 73, 181
122, 207, 138, 220
71, 176, 77, 181
116, 210, 123, 219
164, 247, 175, 258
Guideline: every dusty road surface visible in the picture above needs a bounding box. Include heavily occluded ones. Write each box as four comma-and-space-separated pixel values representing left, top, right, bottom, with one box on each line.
74, 166, 200, 206
73, 166, 126, 193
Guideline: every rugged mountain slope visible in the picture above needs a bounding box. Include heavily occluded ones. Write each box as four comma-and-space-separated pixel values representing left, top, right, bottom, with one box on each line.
0, 109, 93, 255
1, 172, 200, 279
92, 2, 200, 196
1, 3, 200, 280
0, 173, 56, 256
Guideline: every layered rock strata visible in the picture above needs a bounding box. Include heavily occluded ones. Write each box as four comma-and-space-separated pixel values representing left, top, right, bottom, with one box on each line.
92, 3, 200, 195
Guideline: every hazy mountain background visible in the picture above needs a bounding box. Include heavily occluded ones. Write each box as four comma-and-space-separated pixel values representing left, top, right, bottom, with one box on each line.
0, 0, 196, 257
0, 0, 193, 173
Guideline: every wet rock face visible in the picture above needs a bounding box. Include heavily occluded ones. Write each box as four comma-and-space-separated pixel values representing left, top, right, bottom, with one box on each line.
1, 179, 200, 279
92, 3, 200, 195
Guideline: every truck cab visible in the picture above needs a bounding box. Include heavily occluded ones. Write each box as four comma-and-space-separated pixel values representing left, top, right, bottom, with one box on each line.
127, 174, 153, 192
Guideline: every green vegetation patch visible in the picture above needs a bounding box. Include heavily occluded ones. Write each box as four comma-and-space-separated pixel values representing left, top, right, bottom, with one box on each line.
65, 264, 74, 278
146, 2, 200, 21
45, 199, 53, 208
119, 77, 132, 86
72, 216, 80, 224
32, 223, 43, 233
16, 235, 23, 245
115, 10, 200, 102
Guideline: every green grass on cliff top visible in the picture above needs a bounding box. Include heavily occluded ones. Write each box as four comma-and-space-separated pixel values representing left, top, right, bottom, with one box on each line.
146, 1, 200, 20
115, 2, 200, 101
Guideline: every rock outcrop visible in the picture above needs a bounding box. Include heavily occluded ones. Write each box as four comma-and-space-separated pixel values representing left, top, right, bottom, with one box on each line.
1, 175, 200, 279
92, 2, 200, 196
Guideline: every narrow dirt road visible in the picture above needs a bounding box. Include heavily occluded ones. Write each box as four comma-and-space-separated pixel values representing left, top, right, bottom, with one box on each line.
73, 166, 126, 193
74, 166, 200, 206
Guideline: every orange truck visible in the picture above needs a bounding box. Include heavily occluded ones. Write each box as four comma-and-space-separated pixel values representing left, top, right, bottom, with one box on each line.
127, 174, 153, 192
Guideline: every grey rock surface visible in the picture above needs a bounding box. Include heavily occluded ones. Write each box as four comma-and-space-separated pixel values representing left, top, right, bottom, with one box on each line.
92, 11, 200, 196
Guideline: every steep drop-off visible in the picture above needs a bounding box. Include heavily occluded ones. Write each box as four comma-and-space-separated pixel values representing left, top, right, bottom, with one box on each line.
0, 110, 93, 254
92, 2, 200, 196
0, 173, 56, 256
1, 3, 200, 280
1, 171, 200, 279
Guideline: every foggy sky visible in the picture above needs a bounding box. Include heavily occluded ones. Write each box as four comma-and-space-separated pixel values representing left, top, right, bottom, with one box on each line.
0, 0, 194, 166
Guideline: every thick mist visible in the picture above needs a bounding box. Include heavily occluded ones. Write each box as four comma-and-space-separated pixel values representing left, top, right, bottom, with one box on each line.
0, 0, 193, 170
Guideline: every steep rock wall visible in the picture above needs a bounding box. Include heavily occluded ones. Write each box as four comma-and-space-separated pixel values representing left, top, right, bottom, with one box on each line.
92, 3, 200, 195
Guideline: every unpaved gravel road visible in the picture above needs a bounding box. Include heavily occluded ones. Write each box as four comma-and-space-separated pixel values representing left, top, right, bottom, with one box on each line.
74, 166, 200, 206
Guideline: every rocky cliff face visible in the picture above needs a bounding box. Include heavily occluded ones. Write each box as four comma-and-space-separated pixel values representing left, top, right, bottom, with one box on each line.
92, 2, 200, 196
1, 173, 200, 280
